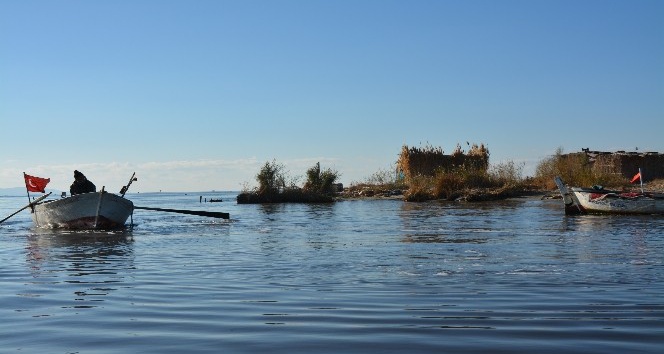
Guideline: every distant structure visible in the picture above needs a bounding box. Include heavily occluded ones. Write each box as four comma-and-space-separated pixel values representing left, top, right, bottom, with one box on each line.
397, 143, 489, 181
568, 149, 664, 181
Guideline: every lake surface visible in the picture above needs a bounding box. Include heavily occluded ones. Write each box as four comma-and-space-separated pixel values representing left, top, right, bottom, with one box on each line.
1, 192, 663, 353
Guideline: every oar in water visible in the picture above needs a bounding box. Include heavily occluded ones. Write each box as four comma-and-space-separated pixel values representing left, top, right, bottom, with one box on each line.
0, 192, 52, 225
134, 206, 229, 219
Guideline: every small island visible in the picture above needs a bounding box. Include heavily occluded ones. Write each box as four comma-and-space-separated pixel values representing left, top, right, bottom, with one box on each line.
238, 144, 664, 204
237, 161, 340, 204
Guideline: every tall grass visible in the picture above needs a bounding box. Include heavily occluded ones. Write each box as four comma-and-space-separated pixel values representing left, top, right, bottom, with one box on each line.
403, 175, 435, 202
347, 164, 408, 197
364, 166, 407, 189
534, 148, 625, 189
404, 160, 525, 201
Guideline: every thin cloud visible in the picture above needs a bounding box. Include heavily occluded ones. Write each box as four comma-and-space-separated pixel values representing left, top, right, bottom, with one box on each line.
1, 157, 344, 192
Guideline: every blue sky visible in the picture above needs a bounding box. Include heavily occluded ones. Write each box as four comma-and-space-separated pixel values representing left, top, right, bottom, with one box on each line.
1, 0, 662, 192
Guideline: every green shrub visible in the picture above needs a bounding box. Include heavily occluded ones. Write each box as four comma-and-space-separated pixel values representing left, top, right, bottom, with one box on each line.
256, 160, 287, 196
238, 160, 338, 204
304, 162, 340, 195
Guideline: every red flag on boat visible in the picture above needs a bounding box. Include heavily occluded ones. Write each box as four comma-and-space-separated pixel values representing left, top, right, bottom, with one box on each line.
24, 173, 50, 193
630, 171, 641, 184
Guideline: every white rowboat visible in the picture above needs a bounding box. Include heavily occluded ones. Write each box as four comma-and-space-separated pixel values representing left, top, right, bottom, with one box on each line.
31, 190, 134, 229
554, 176, 664, 215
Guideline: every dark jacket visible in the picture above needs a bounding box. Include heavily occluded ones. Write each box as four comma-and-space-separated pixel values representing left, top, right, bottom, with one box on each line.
70, 179, 96, 195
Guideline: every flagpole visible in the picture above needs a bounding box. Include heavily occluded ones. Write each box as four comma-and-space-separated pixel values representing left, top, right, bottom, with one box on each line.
639, 168, 644, 194
23, 172, 31, 204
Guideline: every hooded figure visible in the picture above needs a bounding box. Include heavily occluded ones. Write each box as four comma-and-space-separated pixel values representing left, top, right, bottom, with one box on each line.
70, 170, 96, 195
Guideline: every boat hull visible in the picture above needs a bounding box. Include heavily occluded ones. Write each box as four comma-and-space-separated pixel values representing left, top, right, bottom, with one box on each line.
31, 192, 134, 229
571, 189, 664, 214
554, 176, 664, 215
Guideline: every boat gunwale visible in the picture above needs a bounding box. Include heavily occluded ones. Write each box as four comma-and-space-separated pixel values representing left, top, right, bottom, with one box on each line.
571, 187, 664, 199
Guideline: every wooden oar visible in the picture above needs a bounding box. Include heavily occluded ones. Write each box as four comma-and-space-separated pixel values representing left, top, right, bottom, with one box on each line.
0, 192, 52, 225
134, 206, 229, 219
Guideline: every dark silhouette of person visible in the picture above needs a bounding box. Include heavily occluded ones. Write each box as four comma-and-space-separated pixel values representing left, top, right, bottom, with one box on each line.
70, 170, 96, 195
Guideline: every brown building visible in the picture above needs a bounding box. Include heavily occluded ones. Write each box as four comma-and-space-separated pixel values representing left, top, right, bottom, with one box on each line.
569, 149, 664, 182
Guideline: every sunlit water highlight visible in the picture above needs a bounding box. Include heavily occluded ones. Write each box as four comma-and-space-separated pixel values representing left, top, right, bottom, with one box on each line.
1, 192, 662, 353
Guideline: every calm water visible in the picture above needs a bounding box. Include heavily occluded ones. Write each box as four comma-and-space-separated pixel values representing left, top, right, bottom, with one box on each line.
1, 192, 662, 353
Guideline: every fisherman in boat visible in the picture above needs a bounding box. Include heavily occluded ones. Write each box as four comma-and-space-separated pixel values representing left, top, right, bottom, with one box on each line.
70, 170, 96, 195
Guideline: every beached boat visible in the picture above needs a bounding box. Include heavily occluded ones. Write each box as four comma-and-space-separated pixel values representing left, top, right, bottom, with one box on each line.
31, 190, 134, 229
554, 176, 664, 215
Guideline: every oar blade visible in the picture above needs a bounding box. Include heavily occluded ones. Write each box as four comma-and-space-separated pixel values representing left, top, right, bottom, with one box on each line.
134, 206, 229, 219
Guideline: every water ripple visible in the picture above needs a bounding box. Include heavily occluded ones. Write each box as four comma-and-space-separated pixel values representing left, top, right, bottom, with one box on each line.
0, 194, 663, 353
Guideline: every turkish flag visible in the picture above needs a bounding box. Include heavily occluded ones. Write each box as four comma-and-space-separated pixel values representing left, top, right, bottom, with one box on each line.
24, 173, 50, 193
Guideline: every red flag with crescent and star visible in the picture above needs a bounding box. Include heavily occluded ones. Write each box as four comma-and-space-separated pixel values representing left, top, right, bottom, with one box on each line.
24, 173, 50, 193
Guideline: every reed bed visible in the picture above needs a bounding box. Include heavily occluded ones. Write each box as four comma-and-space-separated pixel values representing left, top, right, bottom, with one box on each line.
534, 148, 626, 189
397, 143, 522, 201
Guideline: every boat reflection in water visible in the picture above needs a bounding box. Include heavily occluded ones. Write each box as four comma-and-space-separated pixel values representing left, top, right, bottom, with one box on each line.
25, 230, 135, 309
